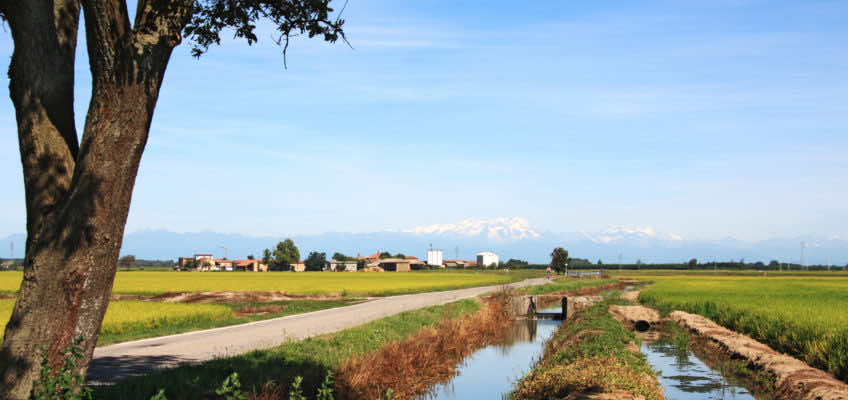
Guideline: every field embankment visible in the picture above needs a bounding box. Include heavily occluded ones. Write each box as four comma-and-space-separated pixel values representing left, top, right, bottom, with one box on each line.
93, 299, 482, 399
672, 310, 848, 399
512, 298, 663, 400
637, 275, 848, 383
0, 270, 526, 296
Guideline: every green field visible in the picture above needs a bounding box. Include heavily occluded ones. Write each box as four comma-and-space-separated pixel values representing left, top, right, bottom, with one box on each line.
635, 273, 848, 382
0, 298, 354, 345
0, 270, 526, 296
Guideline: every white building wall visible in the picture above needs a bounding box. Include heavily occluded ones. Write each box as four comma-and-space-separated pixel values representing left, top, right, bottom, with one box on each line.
427, 249, 443, 266
476, 252, 499, 268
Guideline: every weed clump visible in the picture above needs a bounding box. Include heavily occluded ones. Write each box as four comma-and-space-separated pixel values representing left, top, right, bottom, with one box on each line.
334, 289, 516, 399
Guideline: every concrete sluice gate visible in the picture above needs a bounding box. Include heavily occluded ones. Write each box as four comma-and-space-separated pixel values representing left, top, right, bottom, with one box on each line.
511, 296, 603, 320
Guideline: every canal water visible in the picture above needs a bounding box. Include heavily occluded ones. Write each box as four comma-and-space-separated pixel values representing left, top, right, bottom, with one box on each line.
419, 318, 561, 399
421, 293, 756, 399
641, 336, 757, 399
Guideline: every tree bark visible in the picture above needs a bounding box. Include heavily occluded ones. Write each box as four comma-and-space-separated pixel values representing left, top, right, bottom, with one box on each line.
0, 1, 191, 398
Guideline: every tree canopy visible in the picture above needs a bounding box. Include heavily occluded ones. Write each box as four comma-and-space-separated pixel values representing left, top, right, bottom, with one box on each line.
550, 247, 569, 274
0, 1, 348, 397
273, 238, 300, 270
304, 251, 327, 271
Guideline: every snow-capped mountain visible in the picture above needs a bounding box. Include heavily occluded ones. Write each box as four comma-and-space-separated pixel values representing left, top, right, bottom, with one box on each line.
580, 226, 685, 244
2, 218, 846, 264
402, 217, 541, 241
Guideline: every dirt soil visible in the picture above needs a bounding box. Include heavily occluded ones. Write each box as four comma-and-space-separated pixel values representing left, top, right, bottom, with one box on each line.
564, 390, 650, 400
620, 289, 640, 302
671, 311, 848, 400
115, 291, 347, 303
609, 305, 662, 328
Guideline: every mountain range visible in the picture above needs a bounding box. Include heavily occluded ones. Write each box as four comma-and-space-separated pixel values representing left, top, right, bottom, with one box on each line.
1, 217, 846, 265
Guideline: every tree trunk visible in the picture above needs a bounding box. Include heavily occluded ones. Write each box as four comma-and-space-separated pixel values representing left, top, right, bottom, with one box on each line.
0, 1, 191, 397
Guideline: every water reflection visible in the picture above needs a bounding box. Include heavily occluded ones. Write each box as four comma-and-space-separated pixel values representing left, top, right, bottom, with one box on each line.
420, 319, 560, 400
642, 340, 755, 399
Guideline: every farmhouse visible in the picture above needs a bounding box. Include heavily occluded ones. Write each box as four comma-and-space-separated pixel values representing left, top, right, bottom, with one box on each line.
291, 262, 306, 272
232, 259, 268, 272
325, 259, 358, 272
377, 258, 411, 272
214, 259, 233, 271
359, 251, 382, 264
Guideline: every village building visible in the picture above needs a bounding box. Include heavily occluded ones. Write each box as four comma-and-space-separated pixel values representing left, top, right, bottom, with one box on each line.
427, 248, 443, 267
232, 259, 268, 272
176, 254, 267, 272
377, 258, 411, 272
214, 259, 233, 271
291, 262, 306, 272
325, 259, 357, 272
476, 251, 499, 268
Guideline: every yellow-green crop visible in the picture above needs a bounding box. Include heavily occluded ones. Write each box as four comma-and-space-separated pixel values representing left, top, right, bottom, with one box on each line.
638, 274, 848, 382
1, 299, 232, 344
0, 271, 514, 296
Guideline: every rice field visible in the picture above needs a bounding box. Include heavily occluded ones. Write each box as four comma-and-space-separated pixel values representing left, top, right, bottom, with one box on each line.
0, 299, 232, 344
0, 271, 518, 296
636, 274, 848, 382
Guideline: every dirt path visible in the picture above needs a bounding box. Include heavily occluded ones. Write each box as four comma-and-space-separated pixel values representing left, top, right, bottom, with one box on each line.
86, 278, 549, 385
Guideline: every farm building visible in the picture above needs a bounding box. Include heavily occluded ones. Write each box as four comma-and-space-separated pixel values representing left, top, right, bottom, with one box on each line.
232, 259, 267, 272
476, 252, 499, 268
291, 262, 306, 272
214, 259, 233, 271
325, 260, 358, 272
377, 258, 411, 272
427, 249, 443, 266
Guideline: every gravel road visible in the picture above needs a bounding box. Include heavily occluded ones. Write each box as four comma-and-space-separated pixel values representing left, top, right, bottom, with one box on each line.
87, 277, 549, 384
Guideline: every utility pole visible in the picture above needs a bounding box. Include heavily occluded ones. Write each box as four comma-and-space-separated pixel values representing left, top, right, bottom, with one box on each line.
218, 245, 228, 259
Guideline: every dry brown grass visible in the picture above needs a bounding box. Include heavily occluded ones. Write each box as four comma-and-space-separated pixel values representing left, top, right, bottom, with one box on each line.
233, 305, 284, 317
332, 289, 516, 399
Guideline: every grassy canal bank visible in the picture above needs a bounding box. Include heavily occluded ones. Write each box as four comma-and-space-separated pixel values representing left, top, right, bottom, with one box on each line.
512, 297, 663, 400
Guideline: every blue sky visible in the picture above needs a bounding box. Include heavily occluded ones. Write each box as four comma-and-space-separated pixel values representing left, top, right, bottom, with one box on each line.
1, 0, 847, 241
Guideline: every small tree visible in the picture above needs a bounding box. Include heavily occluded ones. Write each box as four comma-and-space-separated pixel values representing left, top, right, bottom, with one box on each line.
332, 252, 346, 261
247, 255, 255, 260
550, 248, 569, 275
262, 249, 272, 266
688, 258, 698, 269
379, 252, 392, 259
118, 255, 136, 270
304, 252, 327, 271
273, 238, 300, 271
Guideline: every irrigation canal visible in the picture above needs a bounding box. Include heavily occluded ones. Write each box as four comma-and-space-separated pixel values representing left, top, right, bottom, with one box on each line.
641, 337, 755, 399
420, 307, 562, 399
420, 291, 760, 399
